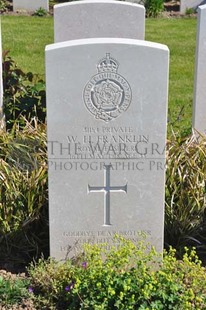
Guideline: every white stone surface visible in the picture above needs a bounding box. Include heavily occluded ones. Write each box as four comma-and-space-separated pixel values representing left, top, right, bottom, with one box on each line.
54, 0, 145, 43
13, 0, 49, 12
180, 0, 205, 14
46, 38, 169, 260
193, 4, 206, 134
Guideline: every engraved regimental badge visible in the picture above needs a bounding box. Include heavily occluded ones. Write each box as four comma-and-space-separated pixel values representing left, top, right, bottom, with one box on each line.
83, 53, 132, 122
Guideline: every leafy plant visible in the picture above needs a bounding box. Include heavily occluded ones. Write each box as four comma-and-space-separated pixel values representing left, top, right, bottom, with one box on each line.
3, 51, 46, 129
0, 276, 30, 306
144, 0, 164, 17
33, 7, 47, 16
185, 7, 195, 15
0, 0, 7, 12
165, 132, 206, 260
28, 237, 206, 309
0, 120, 48, 265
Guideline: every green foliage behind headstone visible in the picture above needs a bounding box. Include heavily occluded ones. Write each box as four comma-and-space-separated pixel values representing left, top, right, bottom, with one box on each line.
3, 51, 46, 129
0, 121, 48, 266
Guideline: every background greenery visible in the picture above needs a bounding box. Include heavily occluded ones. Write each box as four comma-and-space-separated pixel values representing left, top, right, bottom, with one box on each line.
1, 16, 197, 135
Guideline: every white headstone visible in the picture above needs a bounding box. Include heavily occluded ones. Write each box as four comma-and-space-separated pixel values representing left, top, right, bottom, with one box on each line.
193, 4, 206, 134
54, 0, 145, 43
46, 38, 169, 260
13, 0, 49, 12
180, 0, 205, 14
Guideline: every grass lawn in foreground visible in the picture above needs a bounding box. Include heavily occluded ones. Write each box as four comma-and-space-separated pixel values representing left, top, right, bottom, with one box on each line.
2, 16, 197, 135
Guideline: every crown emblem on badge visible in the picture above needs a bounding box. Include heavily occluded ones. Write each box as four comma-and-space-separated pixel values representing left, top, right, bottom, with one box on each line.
83, 53, 132, 122
97, 53, 119, 73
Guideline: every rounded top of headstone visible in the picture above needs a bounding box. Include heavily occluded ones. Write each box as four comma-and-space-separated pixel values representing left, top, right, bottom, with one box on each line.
54, 0, 144, 9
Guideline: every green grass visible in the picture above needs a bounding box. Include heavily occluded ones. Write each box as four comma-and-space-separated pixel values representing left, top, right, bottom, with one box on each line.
146, 17, 197, 135
1, 16, 197, 134
2, 16, 53, 77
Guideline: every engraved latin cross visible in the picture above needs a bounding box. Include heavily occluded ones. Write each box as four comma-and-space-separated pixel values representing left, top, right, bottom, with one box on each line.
88, 164, 127, 226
